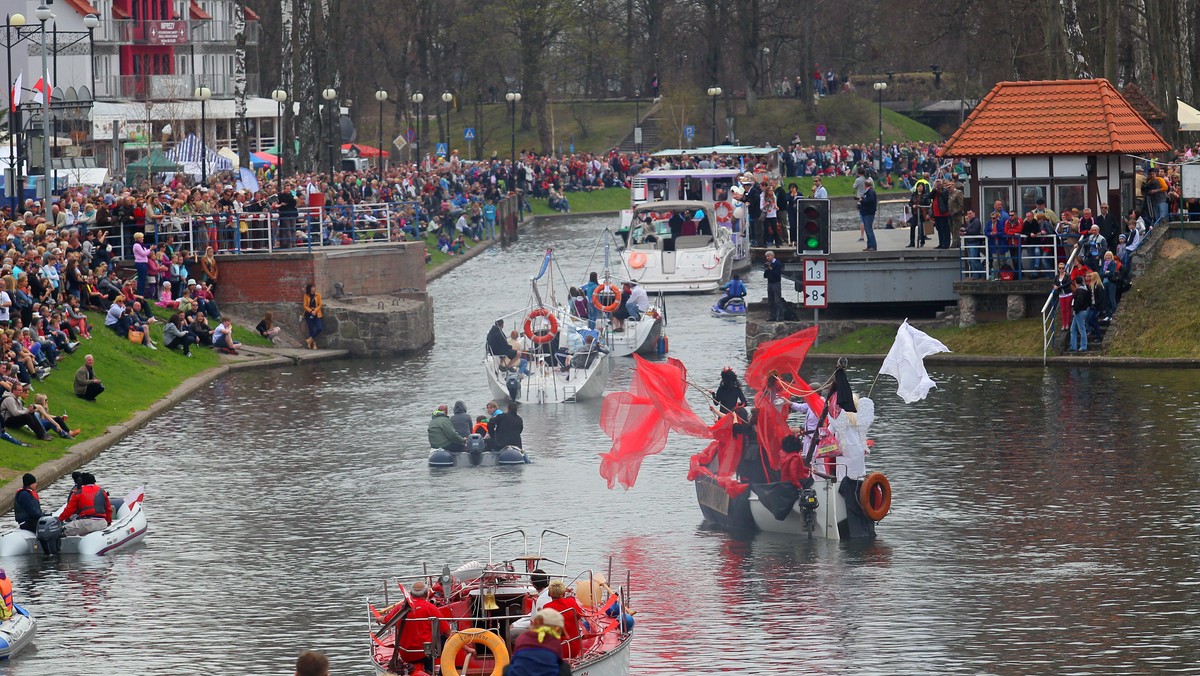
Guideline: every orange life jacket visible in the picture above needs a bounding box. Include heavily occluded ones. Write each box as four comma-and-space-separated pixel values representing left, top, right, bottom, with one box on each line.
0, 577, 13, 620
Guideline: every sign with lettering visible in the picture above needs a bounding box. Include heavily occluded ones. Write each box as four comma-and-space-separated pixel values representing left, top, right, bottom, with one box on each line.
147, 21, 190, 45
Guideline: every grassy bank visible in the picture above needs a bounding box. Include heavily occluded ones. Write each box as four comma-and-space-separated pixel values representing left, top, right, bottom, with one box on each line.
1103, 242, 1200, 358
530, 188, 630, 216
0, 311, 268, 486
811, 319, 1045, 357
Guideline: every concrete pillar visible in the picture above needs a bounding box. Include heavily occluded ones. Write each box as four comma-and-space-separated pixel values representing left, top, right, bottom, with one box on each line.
958, 294, 977, 328
1006, 293, 1025, 320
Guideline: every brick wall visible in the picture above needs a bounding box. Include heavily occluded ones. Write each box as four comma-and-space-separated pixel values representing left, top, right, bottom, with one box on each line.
215, 242, 427, 304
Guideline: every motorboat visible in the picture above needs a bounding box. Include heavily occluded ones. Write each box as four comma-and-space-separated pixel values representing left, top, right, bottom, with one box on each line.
484, 250, 611, 404
710, 297, 747, 317
429, 435, 529, 467
0, 487, 147, 557
0, 605, 36, 659
619, 200, 736, 293
366, 528, 634, 676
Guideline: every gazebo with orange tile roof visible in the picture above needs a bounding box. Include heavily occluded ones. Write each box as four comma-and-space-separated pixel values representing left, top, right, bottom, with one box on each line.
939, 78, 1170, 220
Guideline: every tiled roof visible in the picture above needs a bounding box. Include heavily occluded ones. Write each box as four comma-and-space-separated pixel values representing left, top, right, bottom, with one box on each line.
62, 0, 102, 16
1120, 82, 1166, 123
939, 79, 1171, 157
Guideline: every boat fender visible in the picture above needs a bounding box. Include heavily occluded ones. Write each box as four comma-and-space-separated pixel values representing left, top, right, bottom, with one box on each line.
592, 283, 622, 312
523, 308, 558, 344
859, 472, 892, 522
629, 251, 647, 269
713, 201, 734, 222
440, 628, 509, 676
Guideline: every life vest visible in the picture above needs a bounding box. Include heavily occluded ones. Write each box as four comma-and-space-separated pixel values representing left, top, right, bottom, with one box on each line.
0, 577, 12, 620
75, 484, 108, 520
472, 422, 490, 435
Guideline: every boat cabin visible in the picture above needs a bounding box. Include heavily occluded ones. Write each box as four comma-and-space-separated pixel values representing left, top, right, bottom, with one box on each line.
624, 200, 717, 251
651, 145, 782, 178
631, 169, 743, 206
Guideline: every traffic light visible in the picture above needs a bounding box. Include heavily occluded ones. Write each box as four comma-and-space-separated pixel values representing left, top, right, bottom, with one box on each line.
795, 198, 831, 254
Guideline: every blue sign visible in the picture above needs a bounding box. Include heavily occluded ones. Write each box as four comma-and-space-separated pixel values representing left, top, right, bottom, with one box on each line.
683, 125, 695, 139
405, 128, 416, 142
435, 142, 448, 156
815, 124, 828, 136
464, 127, 476, 140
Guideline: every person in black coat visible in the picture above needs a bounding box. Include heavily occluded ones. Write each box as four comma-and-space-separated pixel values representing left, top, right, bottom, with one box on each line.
490, 402, 524, 449
487, 319, 517, 361
13, 473, 47, 533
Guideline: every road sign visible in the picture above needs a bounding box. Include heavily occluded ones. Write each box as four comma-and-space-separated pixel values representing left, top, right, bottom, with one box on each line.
634, 127, 643, 144
435, 142, 448, 157
404, 127, 416, 142
815, 124, 827, 136
804, 258, 827, 283
684, 125, 695, 139
803, 283, 828, 309
392, 134, 408, 151
464, 127, 476, 140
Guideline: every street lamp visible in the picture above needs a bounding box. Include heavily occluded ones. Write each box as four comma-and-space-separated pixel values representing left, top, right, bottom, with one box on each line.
761, 47, 770, 96
36, 3, 52, 201
322, 87, 337, 177
374, 88, 388, 181
270, 87, 287, 192
441, 91, 453, 156
194, 85, 212, 185
633, 90, 640, 153
410, 92, 423, 165
4, 13, 28, 209
82, 14, 98, 96
505, 91, 521, 163
873, 81, 887, 173
706, 86, 722, 147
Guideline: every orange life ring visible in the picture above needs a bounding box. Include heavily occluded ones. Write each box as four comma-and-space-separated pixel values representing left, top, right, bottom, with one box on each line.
592, 283, 622, 312
629, 251, 647, 269
523, 308, 559, 344
440, 628, 509, 676
713, 201, 734, 222
859, 472, 891, 522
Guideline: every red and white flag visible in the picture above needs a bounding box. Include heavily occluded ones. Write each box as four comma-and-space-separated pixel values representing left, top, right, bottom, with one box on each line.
32, 76, 51, 105
9, 73, 20, 112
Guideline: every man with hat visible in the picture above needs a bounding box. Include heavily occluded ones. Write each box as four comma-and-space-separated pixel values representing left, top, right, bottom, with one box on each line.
396, 580, 451, 673
13, 473, 47, 533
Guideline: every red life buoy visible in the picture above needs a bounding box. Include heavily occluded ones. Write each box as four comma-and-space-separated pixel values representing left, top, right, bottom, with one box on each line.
523, 308, 558, 344
592, 283, 622, 312
859, 472, 891, 522
713, 201, 734, 222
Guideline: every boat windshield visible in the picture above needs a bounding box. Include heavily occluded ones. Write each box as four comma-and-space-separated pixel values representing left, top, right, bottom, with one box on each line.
628, 207, 714, 249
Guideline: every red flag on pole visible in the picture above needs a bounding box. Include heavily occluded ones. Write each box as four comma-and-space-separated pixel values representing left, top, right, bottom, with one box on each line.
32, 77, 51, 105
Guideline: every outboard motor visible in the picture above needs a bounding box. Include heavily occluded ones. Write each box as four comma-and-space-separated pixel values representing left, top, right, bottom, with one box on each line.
798, 487, 819, 537
36, 516, 63, 555
467, 434, 486, 466
505, 374, 522, 401
496, 446, 528, 466
428, 448, 457, 468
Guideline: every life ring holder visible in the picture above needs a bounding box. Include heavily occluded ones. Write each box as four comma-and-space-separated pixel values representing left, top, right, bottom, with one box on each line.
593, 283, 622, 312
440, 628, 510, 676
713, 201, 734, 222
629, 251, 647, 269
523, 308, 559, 344
859, 472, 891, 522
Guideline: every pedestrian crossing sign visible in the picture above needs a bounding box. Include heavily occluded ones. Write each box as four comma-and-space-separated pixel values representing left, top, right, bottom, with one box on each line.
436, 143, 448, 156
464, 128, 476, 140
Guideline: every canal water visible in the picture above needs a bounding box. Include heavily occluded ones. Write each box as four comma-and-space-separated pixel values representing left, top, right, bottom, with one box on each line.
4, 215, 1199, 675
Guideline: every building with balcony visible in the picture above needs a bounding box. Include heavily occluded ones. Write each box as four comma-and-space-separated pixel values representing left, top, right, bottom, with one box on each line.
10, 0, 279, 180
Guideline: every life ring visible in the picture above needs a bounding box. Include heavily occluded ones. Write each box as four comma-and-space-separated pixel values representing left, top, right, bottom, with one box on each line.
593, 283, 622, 312
713, 201, 734, 222
440, 628, 509, 676
859, 472, 891, 522
523, 308, 558, 344
629, 251, 647, 269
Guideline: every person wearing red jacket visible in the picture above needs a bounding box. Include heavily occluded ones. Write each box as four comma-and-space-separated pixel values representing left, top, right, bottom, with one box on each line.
398, 581, 451, 673
59, 472, 111, 536
544, 580, 589, 659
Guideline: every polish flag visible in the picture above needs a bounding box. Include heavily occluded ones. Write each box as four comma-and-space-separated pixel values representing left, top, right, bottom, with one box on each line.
9, 73, 20, 112
32, 76, 51, 105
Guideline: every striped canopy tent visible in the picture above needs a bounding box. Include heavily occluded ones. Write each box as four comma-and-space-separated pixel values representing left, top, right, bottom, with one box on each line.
252, 151, 279, 166
343, 143, 388, 158
167, 134, 235, 173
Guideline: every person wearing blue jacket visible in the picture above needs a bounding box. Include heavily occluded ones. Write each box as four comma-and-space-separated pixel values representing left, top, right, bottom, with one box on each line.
716, 274, 747, 310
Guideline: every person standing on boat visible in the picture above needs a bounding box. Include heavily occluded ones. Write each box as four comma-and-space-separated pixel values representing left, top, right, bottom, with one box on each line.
763, 251, 784, 321
711, 368, 747, 415
59, 472, 112, 537
13, 473, 47, 533
398, 581, 451, 673
581, 272, 600, 330
428, 405, 466, 453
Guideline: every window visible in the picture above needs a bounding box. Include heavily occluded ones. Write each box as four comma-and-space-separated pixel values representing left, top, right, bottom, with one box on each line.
981, 185, 1011, 216
1056, 184, 1085, 215
1017, 184, 1048, 217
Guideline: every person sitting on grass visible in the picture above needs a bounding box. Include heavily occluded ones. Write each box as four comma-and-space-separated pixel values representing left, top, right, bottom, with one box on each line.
66, 296, 93, 338
437, 232, 453, 254
256, 312, 282, 342
74, 354, 105, 401
0, 382, 51, 441
191, 281, 221, 319
212, 317, 240, 355
192, 313, 214, 347
163, 312, 195, 357
451, 235, 467, 255
32, 393, 79, 439
156, 281, 179, 309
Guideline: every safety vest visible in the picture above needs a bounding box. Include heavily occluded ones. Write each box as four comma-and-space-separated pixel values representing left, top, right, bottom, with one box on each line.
75, 485, 108, 520
472, 422, 490, 435
0, 577, 12, 620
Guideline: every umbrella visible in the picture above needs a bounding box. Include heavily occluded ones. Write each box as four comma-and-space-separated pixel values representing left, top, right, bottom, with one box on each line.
343, 143, 388, 158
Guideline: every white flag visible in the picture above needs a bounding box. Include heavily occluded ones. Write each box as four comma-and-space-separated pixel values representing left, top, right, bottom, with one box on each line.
879, 320, 950, 403
9, 73, 21, 112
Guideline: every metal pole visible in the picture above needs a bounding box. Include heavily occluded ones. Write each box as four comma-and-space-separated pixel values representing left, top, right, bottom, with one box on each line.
327, 99, 335, 178
877, 88, 883, 173
276, 100, 283, 193
39, 15, 51, 201
378, 97, 383, 182
710, 94, 717, 146
201, 98, 207, 185
416, 100, 421, 166
4, 21, 14, 211
444, 98, 450, 152
509, 99, 515, 164
88, 26, 95, 96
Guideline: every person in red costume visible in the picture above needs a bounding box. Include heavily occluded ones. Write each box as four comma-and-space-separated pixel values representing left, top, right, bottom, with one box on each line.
59, 472, 111, 536
544, 580, 589, 659
398, 581, 451, 673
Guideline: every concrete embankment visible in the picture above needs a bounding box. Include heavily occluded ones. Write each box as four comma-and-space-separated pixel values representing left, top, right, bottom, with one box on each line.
0, 347, 348, 514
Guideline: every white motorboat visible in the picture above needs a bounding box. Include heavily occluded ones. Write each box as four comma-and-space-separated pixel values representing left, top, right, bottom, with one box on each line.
0, 605, 36, 659
0, 487, 147, 557
367, 529, 634, 676
620, 200, 736, 293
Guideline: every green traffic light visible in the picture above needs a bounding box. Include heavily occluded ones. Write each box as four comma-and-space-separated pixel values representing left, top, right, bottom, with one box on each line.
806, 236, 819, 249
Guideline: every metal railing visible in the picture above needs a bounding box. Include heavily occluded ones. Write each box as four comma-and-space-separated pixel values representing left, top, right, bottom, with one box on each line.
94, 73, 261, 100
95, 19, 261, 45
1040, 244, 1081, 364
959, 233, 1073, 281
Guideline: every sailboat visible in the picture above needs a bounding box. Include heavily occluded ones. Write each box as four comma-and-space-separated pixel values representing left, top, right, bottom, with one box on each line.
563, 229, 665, 358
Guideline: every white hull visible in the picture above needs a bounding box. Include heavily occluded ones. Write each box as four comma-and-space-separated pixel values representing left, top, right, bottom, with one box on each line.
0, 606, 36, 659
606, 314, 662, 357
0, 491, 147, 557
485, 354, 610, 404
571, 628, 633, 675
621, 243, 735, 293
748, 477, 851, 540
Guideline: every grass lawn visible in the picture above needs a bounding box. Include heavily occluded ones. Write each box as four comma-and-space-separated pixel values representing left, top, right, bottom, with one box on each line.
1103, 243, 1200, 358
422, 231, 486, 269
0, 309, 268, 487
530, 188, 630, 216
811, 319, 1045, 357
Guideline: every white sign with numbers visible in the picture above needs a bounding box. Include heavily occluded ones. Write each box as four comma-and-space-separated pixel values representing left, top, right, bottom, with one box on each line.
804, 284, 827, 308
804, 258, 827, 283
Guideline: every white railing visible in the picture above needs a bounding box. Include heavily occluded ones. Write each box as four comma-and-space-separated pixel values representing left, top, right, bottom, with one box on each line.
1041, 245, 1080, 364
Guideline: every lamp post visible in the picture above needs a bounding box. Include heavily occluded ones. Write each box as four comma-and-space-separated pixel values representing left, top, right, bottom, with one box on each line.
873, 81, 887, 173
36, 3, 52, 200
410, 92, 423, 166
706, 86, 722, 146
194, 84, 212, 185
441, 91, 453, 156
270, 87, 287, 192
4, 13, 28, 209
374, 88, 388, 181
633, 90, 640, 153
82, 13, 98, 96
761, 47, 770, 96
322, 87, 337, 177
505, 91, 521, 163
